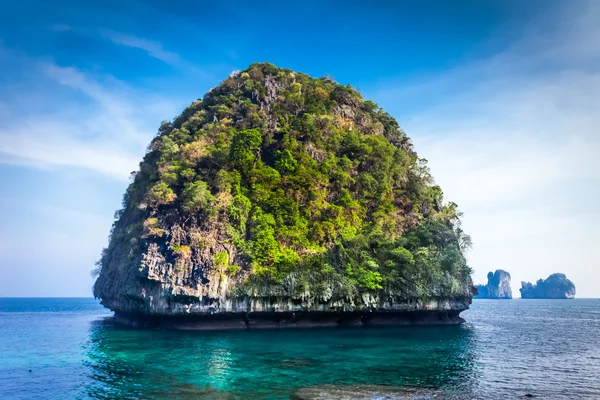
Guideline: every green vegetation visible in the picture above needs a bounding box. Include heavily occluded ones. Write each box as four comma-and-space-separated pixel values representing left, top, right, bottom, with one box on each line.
95, 63, 472, 302
182, 180, 214, 213
213, 251, 241, 277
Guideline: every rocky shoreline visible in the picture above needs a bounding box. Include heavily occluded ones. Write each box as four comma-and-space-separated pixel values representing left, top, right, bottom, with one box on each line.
103, 295, 472, 329
113, 308, 467, 330
291, 384, 443, 399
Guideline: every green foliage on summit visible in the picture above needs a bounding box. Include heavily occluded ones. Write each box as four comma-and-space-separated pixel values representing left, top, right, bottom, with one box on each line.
97, 63, 472, 301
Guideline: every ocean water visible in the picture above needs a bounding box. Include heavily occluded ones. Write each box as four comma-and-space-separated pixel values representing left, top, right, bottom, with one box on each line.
1, 298, 599, 399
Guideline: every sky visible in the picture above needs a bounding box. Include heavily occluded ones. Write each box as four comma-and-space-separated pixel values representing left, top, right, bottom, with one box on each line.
0, 0, 598, 297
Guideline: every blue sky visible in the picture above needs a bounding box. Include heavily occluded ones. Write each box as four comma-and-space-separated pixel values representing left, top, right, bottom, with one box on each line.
1, 0, 598, 297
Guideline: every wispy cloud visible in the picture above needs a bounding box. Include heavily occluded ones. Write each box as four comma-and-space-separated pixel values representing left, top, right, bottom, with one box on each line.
0, 133, 139, 180
47, 24, 190, 68
369, 1, 600, 296
0, 53, 180, 180
96, 28, 216, 79
100, 29, 183, 65
50, 23, 73, 32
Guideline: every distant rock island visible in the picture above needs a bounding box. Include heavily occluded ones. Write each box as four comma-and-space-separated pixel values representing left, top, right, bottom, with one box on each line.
474, 270, 512, 299
520, 273, 576, 299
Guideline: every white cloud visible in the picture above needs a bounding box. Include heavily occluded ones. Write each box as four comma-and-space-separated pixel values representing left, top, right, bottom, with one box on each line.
0, 130, 138, 180
0, 58, 180, 181
370, 1, 600, 297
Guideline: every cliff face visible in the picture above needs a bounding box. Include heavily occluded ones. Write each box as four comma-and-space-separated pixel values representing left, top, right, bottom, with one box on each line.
93, 63, 474, 327
520, 274, 576, 299
474, 270, 512, 299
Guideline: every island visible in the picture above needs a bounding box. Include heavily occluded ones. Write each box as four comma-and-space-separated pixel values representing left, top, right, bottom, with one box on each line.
474, 270, 512, 299
520, 273, 576, 299
93, 63, 475, 329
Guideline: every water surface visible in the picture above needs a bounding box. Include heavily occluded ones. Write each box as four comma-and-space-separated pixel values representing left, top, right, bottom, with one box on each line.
1, 298, 599, 399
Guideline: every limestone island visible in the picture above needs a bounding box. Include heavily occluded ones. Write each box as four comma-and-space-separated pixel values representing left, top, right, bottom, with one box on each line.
93, 63, 475, 329
474, 270, 512, 299
520, 273, 576, 299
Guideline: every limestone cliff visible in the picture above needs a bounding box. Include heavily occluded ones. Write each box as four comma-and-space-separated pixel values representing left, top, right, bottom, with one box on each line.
93, 63, 474, 328
474, 270, 512, 299
520, 273, 576, 299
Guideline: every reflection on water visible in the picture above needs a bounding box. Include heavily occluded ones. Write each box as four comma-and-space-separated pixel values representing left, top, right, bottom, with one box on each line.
83, 320, 478, 399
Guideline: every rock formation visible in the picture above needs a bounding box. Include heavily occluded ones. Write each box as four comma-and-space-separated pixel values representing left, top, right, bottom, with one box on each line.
93, 63, 474, 328
292, 385, 442, 399
520, 273, 576, 299
474, 270, 512, 299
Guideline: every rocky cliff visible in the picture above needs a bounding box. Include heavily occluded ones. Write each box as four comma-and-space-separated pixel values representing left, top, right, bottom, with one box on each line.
474, 270, 512, 299
520, 273, 575, 299
93, 63, 474, 328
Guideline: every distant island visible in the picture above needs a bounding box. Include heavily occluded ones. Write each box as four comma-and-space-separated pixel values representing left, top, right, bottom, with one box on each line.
520, 273, 576, 299
474, 270, 512, 299
92, 63, 475, 329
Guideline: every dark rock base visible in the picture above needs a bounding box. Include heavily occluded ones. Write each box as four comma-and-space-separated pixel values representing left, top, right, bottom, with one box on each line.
113, 310, 465, 330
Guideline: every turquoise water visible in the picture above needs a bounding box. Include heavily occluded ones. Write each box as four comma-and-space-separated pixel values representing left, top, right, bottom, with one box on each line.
1, 298, 599, 399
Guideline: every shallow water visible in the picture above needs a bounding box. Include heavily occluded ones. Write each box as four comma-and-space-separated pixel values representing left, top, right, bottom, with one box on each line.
1, 298, 599, 399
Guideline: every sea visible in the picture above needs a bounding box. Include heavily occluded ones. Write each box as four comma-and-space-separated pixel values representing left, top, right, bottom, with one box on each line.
0, 298, 599, 400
